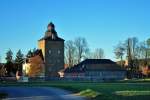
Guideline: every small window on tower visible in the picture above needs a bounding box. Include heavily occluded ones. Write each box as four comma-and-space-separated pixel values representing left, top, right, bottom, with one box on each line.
49, 60, 52, 63
49, 50, 51, 54
57, 59, 60, 63
58, 50, 61, 54
48, 67, 52, 71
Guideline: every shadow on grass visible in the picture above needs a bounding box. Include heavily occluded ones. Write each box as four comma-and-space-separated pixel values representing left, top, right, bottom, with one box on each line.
0, 93, 8, 99
74, 89, 150, 100
88, 90, 150, 100
94, 94, 150, 100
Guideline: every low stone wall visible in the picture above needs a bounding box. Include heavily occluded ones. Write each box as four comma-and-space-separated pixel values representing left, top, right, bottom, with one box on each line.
44, 77, 124, 82
1, 76, 125, 82
28, 77, 45, 82
0, 77, 16, 82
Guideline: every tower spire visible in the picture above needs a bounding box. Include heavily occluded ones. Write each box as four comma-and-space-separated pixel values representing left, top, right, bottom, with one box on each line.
45, 22, 58, 39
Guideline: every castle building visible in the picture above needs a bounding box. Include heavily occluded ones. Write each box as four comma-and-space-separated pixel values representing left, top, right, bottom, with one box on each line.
59, 59, 126, 81
22, 22, 126, 82
38, 22, 64, 78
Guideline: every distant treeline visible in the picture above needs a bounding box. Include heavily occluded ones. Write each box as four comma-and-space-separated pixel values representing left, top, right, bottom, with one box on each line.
114, 37, 150, 78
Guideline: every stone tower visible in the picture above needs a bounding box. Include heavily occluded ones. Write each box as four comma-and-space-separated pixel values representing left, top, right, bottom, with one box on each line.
38, 22, 64, 78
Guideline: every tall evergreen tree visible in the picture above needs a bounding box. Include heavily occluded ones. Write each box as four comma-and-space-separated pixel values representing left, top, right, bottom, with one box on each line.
5, 49, 14, 76
15, 50, 24, 71
26, 49, 33, 58
5, 49, 13, 62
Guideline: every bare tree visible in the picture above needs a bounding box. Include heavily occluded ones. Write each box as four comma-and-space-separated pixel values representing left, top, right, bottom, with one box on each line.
147, 38, 150, 58
125, 37, 140, 78
74, 37, 89, 63
137, 42, 148, 59
65, 40, 76, 67
0, 56, 1, 63
115, 37, 150, 78
93, 48, 105, 59
147, 38, 150, 47
132, 37, 139, 59
114, 42, 125, 67
126, 37, 139, 59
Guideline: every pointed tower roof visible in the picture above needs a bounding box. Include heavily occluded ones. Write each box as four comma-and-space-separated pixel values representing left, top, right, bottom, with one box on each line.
39, 22, 64, 41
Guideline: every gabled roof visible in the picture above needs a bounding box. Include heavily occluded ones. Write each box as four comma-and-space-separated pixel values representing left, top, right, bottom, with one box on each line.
79, 59, 116, 65
26, 49, 44, 62
63, 59, 126, 73
33, 49, 44, 60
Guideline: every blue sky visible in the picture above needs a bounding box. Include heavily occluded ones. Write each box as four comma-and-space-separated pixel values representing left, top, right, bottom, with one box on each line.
0, 0, 150, 62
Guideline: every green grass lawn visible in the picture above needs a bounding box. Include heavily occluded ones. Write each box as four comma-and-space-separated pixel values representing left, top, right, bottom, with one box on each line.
49, 82, 150, 100
0, 80, 150, 100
